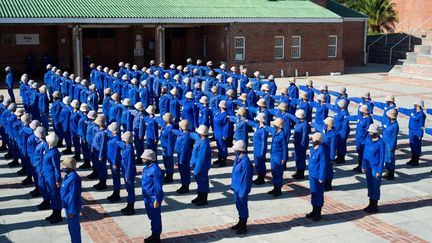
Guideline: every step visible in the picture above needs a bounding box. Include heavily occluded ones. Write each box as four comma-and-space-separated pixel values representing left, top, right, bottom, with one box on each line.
405, 52, 417, 64
416, 54, 432, 65
421, 38, 432, 45
389, 66, 432, 87
414, 45, 431, 54
401, 63, 432, 75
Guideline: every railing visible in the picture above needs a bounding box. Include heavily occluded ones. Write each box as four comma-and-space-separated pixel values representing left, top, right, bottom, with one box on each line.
389, 17, 432, 65
367, 17, 411, 59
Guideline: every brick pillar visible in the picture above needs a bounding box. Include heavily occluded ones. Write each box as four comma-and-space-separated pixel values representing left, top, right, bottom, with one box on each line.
311, 0, 327, 7
57, 25, 71, 70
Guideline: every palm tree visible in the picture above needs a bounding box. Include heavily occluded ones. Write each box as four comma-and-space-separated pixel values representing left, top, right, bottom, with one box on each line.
355, 0, 399, 33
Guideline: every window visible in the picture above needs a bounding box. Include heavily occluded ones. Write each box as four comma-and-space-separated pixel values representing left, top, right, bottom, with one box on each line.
203, 35, 208, 57
291, 36, 301, 59
274, 36, 284, 59
234, 36, 245, 61
328, 35, 338, 57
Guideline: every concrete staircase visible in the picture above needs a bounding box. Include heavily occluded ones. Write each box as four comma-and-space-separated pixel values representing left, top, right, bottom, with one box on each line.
389, 31, 432, 86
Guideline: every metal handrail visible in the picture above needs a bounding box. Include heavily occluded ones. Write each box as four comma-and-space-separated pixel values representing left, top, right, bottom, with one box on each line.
367, 17, 411, 54
389, 17, 432, 65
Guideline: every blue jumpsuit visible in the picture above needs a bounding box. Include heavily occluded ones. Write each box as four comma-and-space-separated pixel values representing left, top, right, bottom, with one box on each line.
42, 147, 62, 210
27, 134, 39, 184
267, 128, 288, 188
289, 115, 309, 171
145, 116, 158, 152
362, 136, 385, 200
70, 111, 84, 157
374, 101, 396, 126
121, 144, 136, 203
332, 107, 350, 158
231, 154, 253, 220
213, 110, 229, 158
142, 163, 164, 234
102, 97, 113, 120
59, 105, 74, 148
288, 83, 299, 99
247, 121, 268, 177
190, 134, 212, 193
198, 105, 212, 127
348, 115, 373, 168
92, 129, 108, 180
87, 91, 99, 111
107, 134, 121, 191
5, 70, 15, 102
133, 111, 145, 158
159, 94, 170, 117
308, 145, 327, 207
173, 130, 193, 186
34, 140, 48, 200
158, 121, 176, 176
310, 102, 328, 125
181, 100, 197, 130
61, 170, 82, 243
373, 115, 399, 171
38, 93, 50, 131
229, 116, 248, 147
398, 108, 426, 157
18, 125, 33, 176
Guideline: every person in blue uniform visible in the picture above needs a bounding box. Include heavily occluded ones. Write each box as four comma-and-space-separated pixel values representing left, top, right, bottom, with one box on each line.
8, 107, 23, 167
160, 113, 179, 183
132, 102, 145, 163
59, 97, 74, 155
77, 109, 94, 169
213, 100, 229, 167
350, 92, 374, 117
18, 114, 34, 185
198, 96, 212, 127
398, 99, 426, 166
38, 85, 50, 131
102, 88, 113, 119
43, 133, 63, 224
51, 91, 63, 144
288, 109, 310, 180
120, 98, 134, 132
141, 149, 164, 243
246, 113, 268, 185
159, 86, 170, 117
5, 66, 15, 102
60, 157, 82, 243
70, 100, 83, 160
306, 132, 327, 222
32, 127, 51, 210
362, 124, 385, 214
373, 95, 396, 126
109, 93, 123, 123
190, 125, 212, 206
91, 115, 108, 190
299, 79, 315, 102
27, 120, 41, 196
172, 119, 193, 194
229, 140, 253, 234
87, 84, 99, 111
288, 78, 299, 99
228, 107, 248, 147
310, 94, 328, 125
331, 99, 350, 164
120, 132, 137, 215
373, 109, 399, 180
145, 105, 158, 152
106, 122, 122, 203
182, 92, 197, 130
266, 118, 287, 197
348, 105, 374, 173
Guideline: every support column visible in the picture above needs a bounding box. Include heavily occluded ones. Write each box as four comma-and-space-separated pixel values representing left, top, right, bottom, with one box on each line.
72, 25, 83, 77
156, 25, 165, 64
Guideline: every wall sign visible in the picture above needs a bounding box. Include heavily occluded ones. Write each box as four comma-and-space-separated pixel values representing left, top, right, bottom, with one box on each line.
2, 34, 40, 45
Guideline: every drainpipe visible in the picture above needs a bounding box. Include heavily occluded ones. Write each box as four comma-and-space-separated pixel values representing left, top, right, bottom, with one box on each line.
363, 19, 368, 65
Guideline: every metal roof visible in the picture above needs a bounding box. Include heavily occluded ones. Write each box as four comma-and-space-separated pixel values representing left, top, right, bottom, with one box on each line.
0, 0, 344, 24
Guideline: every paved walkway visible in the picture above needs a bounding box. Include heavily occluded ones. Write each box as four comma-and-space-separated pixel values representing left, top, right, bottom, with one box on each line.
1, 64, 431, 242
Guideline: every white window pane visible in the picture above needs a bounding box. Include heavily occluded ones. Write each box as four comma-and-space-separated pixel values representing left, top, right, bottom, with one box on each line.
275, 37, 284, 47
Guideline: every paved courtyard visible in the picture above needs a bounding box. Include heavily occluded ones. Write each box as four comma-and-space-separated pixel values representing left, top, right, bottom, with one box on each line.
0, 64, 431, 242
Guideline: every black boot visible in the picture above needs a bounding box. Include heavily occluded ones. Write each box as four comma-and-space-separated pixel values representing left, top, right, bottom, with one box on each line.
4, 152, 12, 159
49, 210, 63, 224
195, 192, 208, 206
292, 170, 305, 180
21, 175, 33, 186
365, 199, 378, 214
30, 187, 40, 197
236, 219, 247, 234
253, 175, 265, 185
144, 233, 161, 243
121, 202, 135, 215
191, 193, 201, 204
406, 154, 415, 165
324, 180, 333, 191
16, 168, 26, 176
231, 219, 241, 230
86, 169, 98, 180
94, 179, 107, 191
45, 210, 55, 221
73, 153, 81, 161
37, 199, 51, 210
107, 190, 121, 203
62, 146, 73, 155
176, 184, 190, 194
218, 157, 227, 167
273, 187, 282, 197
164, 174, 173, 183
79, 160, 92, 169
363, 199, 373, 212
8, 159, 19, 167
352, 165, 362, 173
306, 206, 317, 218
312, 207, 322, 222
383, 170, 395, 180
335, 154, 345, 164
213, 157, 222, 165
136, 157, 143, 165
268, 186, 276, 195
408, 155, 419, 166
0, 145, 7, 151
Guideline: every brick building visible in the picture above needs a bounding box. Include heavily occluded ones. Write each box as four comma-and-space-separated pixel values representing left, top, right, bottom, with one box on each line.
391, 0, 432, 33
0, 0, 367, 77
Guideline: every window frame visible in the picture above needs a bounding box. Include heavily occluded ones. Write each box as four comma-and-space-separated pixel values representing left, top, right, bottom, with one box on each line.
274, 36, 285, 60
291, 36, 301, 59
234, 36, 246, 61
328, 35, 338, 58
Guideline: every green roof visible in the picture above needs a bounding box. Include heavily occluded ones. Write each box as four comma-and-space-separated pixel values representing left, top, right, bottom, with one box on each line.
0, 0, 342, 23
327, 0, 368, 19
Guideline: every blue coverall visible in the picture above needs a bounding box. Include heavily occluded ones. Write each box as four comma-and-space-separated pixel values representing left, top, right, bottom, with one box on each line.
42, 147, 62, 210
213, 110, 229, 158
308, 145, 327, 206
288, 114, 310, 171
60, 170, 82, 243
59, 105, 74, 148
348, 115, 373, 169
142, 162, 164, 234
231, 154, 253, 220
362, 136, 385, 200
121, 143, 136, 203
267, 127, 288, 188
132, 111, 145, 158
107, 134, 121, 192
5, 69, 15, 102
190, 133, 212, 193
158, 121, 176, 176
173, 130, 193, 186
398, 108, 426, 157
373, 115, 399, 171
247, 121, 268, 177
92, 128, 108, 180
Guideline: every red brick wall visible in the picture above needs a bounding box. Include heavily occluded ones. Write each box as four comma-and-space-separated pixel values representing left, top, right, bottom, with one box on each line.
226, 23, 345, 76
0, 25, 58, 74
392, 0, 432, 33
343, 21, 366, 66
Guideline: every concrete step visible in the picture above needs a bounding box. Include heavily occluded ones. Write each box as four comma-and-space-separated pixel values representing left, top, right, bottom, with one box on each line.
389, 65, 432, 87
401, 63, 432, 75
421, 38, 432, 45
414, 45, 432, 54
416, 54, 432, 65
